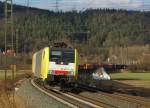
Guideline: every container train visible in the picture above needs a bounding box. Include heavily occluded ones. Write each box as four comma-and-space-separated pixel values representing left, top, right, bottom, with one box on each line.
32, 45, 78, 88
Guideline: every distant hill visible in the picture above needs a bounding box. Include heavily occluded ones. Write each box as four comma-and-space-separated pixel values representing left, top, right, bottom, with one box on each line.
0, 1, 50, 14
0, 1, 150, 54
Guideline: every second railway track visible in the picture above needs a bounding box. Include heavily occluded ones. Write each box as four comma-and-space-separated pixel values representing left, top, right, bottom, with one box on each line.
78, 84, 150, 108
31, 79, 150, 108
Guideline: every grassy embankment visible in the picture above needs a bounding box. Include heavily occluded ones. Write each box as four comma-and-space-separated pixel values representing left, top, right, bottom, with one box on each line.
110, 71, 150, 88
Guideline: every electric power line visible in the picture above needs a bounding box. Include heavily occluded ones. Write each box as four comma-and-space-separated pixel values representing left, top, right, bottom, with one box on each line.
81, 0, 95, 11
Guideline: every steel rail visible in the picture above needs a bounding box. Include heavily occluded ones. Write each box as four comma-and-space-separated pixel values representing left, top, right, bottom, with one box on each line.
49, 87, 111, 108
31, 79, 109, 108
67, 92, 114, 108
31, 79, 78, 108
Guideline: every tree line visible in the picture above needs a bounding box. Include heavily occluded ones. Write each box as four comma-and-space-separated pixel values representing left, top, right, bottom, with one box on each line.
0, 1, 150, 57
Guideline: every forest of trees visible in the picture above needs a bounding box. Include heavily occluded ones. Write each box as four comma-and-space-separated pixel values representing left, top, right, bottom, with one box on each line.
0, 1, 150, 58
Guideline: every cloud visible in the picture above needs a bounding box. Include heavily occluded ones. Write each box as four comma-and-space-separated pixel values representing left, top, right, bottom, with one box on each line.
108, 0, 130, 4
78, 0, 144, 11
130, 0, 143, 8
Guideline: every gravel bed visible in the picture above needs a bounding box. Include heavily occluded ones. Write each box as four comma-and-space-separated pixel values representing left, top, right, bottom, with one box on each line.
79, 91, 147, 108
15, 79, 70, 108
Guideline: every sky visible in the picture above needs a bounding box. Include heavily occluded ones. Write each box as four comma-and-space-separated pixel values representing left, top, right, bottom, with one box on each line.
0, 0, 150, 11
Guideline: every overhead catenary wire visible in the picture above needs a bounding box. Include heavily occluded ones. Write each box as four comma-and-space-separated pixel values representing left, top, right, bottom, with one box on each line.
81, 0, 95, 12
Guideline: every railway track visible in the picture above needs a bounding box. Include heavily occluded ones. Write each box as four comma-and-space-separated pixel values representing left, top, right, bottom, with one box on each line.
66, 92, 114, 108
78, 84, 150, 108
31, 79, 114, 108
108, 92, 150, 106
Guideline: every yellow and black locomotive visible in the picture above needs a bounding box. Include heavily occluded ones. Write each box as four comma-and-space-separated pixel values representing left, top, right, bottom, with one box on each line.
32, 42, 78, 87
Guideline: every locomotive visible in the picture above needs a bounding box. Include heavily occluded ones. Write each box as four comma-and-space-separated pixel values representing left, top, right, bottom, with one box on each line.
32, 42, 78, 88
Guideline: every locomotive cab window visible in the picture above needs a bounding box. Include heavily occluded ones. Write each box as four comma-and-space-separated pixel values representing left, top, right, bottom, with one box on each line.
50, 49, 75, 63
62, 51, 74, 63
50, 51, 62, 62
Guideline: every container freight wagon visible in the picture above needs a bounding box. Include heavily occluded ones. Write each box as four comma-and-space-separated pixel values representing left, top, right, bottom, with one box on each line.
32, 47, 78, 86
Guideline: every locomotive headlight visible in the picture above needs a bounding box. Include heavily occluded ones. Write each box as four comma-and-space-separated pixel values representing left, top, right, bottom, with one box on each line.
69, 71, 74, 75
69, 70, 73, 74
48, 70, 53, 74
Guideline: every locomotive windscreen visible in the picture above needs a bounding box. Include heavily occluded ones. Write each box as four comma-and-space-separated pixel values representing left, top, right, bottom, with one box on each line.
50, 48, 75, 64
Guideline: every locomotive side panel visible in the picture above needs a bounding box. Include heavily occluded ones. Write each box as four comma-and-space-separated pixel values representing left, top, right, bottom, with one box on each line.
74, 49, 78, 80
40, 47, 49, 80
34, 50, 43, 79
32, 53, 36, 74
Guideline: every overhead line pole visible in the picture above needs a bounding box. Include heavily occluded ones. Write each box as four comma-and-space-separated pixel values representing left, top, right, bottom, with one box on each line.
5, 0, 14, 54
4, 0, 14, 65
56, 0, 59, 12
23, 0, 30, 64
16, 29, 18, 56
4, 1, 15, 108
27, 0, 29, 13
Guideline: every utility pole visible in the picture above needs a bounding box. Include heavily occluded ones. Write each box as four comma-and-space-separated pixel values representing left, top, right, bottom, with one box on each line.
4, 0, 13, 84
16, 29, 18, 56
55, 0, 59, 12
4, 2, 15, 107
23, 0, 30, 64
27, 0, 29, 13
5, 0, 14, 57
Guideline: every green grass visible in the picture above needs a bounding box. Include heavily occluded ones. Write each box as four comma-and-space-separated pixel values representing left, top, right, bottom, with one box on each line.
110, 72, 150, 80
110, 72, 150, 88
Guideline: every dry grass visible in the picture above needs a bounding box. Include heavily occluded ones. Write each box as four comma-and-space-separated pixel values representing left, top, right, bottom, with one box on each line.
14, 95, 29, 108
110, 72, 150, 80
0, 90, 28, 108
0, 71, 30, 108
